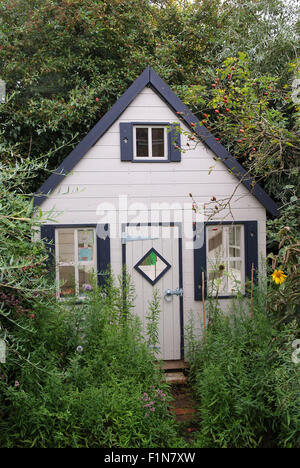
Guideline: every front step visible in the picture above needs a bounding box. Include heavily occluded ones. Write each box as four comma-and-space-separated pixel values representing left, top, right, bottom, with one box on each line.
165, 371, 187, 385
162, 360, 189, 371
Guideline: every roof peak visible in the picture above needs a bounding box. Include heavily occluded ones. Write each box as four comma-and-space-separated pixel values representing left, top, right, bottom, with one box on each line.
34, 67, 279, 217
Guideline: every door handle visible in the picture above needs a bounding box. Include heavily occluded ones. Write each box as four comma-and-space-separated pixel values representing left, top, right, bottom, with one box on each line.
164, 288, 184, 297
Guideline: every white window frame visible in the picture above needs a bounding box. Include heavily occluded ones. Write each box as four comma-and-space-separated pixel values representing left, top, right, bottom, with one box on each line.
206, 224, 245, 297
55, 227, 97, 299
133, 125, 168, 160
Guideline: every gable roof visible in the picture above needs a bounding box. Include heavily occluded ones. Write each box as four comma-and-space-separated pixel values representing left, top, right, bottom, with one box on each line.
34, 66, 279, 217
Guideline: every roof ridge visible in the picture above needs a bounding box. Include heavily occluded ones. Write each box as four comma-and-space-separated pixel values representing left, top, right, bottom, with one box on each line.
34, 67, 279, 217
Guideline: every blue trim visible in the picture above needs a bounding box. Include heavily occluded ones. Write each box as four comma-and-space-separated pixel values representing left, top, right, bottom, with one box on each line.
120, 122, 181, 162
149, 68, 279, 217
34, 67, 151, 206
120, 123, 133, 161
34, 67, 279, 217
134, 247, 171, 286
194, 221, 258, 300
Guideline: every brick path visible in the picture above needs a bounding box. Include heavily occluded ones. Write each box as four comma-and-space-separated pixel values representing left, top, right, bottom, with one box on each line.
170, 384, 197, 423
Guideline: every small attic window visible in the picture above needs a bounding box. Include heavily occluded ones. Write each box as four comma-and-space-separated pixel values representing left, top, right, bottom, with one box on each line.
134, 126, 168, 160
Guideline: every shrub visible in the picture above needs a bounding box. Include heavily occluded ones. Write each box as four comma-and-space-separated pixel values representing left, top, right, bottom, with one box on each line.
186, 284, 300, 448
0, 276, 182, 448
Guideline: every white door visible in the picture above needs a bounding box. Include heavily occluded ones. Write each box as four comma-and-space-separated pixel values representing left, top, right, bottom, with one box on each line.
123, 224, 183, 360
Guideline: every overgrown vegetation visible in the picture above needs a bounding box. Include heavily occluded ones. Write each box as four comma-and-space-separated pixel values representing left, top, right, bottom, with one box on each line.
0, 0, 299, 449
0, 159, 183, 448
186, 285, 300, 448
0, 279, 184, 448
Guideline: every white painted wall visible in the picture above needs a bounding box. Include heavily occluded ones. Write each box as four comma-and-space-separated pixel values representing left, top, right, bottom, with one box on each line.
40, 86, 267, 343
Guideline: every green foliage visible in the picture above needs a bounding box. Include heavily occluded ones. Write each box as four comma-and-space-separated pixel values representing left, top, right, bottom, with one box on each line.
0, 0, 298, 189
186, 285, 300, 448
0, 158, 57, 373
0, 278, 182, 448
146, 289, 161, 353
181, 53, 299, 202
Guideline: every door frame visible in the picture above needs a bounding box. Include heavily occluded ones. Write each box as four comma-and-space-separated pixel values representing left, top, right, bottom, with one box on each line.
121, 222, 184, 359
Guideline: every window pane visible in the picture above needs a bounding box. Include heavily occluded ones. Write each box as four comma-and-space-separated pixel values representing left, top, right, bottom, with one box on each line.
78, 229, 94, 262
59, 266, 76, 297
207, 260, 227, 296
139, 250, 168, 282
152, 127, 165, 157
228, 260, 243, 293
206, 225, 244, 296
58, 229, 74, 263
79, 265, 94, 294
207, 226, 224, 258
229, 226, 241, 257
136, 127, 149, 157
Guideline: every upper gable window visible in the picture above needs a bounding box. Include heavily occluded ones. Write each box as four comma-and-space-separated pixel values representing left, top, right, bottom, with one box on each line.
134, 126, 168, 160
120, 122, 181, 162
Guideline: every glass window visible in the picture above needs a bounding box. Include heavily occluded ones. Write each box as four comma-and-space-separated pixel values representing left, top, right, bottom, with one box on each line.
135, 248, 171, 285
206, 225, 244, 296
56, 228, 96, 298
58, 229, 74, 263
136, 127, 149, 157
134, 126, 167, 160
78, 229, 94, 262
152, 127, 165, 157
59, 266, 76, 297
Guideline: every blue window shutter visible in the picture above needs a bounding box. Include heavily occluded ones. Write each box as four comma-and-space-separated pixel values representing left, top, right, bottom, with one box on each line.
120, 123, 133, 161
96, 224, 111, 286
40, 225, 55, 270
244, 221, 258, 284
193, 223, 206, 300
169, 124, 181, 162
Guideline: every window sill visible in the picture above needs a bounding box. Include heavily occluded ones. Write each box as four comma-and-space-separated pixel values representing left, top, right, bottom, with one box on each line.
130, 159, 173, 163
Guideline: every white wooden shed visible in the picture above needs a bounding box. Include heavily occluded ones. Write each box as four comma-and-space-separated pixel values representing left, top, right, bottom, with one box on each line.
35, 67, 279, 361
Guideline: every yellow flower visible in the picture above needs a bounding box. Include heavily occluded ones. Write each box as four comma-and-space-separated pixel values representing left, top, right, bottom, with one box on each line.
271, 269, 287, 285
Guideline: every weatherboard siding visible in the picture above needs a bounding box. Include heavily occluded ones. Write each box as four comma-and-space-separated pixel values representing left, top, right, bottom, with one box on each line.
39, 86, 266, 334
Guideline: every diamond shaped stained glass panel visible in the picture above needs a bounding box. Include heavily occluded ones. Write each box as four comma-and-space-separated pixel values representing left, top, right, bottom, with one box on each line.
134, 248, 171, 285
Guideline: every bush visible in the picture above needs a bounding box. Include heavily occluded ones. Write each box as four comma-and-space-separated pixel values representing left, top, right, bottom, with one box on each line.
186, 285, 300, 448
0, 276, 182, 448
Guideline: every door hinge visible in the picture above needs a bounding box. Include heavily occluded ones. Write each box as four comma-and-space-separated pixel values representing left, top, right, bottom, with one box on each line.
164, 288, 184, 297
